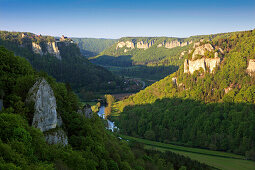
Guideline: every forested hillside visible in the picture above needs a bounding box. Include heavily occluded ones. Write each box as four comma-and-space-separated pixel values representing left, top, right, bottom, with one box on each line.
113, 29, 255, 160
0, 46, 212, 169
0, 31, 130, 100
72, 37, 117, 56
90, 33, 235, 80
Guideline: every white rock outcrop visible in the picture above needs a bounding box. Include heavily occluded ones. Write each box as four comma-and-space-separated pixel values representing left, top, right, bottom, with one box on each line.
184, 57, 221, 74
165, 40, 181, 49
116, 41, 126, 49
158, 40, 192, 49
27, 78, 68, 146
137, 40, 154, 49
32, 42, 43, 55
192, 43, 214, 59
247, 59, 255, 76
116, 41, 135, 49
47, 42, 61, 60
32, 41, 61, 60
27, 78, 57, 132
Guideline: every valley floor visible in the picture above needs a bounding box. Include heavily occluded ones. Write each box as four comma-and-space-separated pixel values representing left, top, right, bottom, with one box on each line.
119, 135, 255, 170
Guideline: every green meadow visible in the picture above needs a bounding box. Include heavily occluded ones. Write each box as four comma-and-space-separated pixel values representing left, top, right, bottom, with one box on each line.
120, 135, 255, 170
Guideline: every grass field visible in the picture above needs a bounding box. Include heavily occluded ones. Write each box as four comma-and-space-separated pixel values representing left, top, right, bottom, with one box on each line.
119, 135, 255, 170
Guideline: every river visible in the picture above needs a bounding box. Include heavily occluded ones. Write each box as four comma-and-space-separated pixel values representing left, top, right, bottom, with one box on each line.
97, 106, 118, 132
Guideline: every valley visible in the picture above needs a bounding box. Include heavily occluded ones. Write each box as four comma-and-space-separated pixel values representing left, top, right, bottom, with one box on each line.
1, 23, 255, 170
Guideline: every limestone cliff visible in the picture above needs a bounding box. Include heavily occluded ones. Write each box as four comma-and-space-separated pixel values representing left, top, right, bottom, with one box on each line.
247, 59, 255, 76
165, 40, 181, 49
46, 42, 61, 60
26, 78, 68, 146
184, 57, 221, 74
158, 40, 192, 49
192, 43, 214, 59
137, 40, 155, 49
32, 42, 43, 55
32, 41, 62, 60
27, 78, 57, 132
116, 41, 135, 49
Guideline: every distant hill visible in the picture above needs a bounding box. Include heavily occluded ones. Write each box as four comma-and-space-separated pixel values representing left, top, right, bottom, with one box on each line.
72, 38, 117, 57
89, 34, 231, 80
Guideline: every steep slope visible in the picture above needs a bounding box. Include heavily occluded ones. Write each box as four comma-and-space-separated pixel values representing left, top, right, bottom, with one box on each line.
0, 31, 125, 99
113, 29, 255, 160
72, 37, 117, 57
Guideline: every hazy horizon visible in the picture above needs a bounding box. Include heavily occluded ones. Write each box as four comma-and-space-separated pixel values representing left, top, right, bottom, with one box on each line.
1, 0, 255, 39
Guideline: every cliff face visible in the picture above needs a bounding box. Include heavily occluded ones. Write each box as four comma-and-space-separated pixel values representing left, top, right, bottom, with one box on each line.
116, 39, 194, 51
137, 40, 155, 49
116, 41, 135, 49
46, 42, 61, 60
158, 40, 192, 49
247, 59, 255, 75
32, 42, 43, 55
116, 40, 155, 50
32, 41, 62, 60
26, 78, 68, 146
192, 43, 214, 59
184, 44, 221, 74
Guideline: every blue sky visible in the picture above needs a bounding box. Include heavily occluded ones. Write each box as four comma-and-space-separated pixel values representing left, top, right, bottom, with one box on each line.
0, 0, 254, 38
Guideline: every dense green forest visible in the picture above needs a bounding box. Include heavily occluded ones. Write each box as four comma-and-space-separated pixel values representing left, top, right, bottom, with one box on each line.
72, 37, 117, 56
112, 29, 255, 160
0, 31, 133, 100
0, 46, 212, 169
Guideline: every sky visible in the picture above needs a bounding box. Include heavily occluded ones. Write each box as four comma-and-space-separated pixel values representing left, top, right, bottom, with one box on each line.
0, 0, 254, 39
